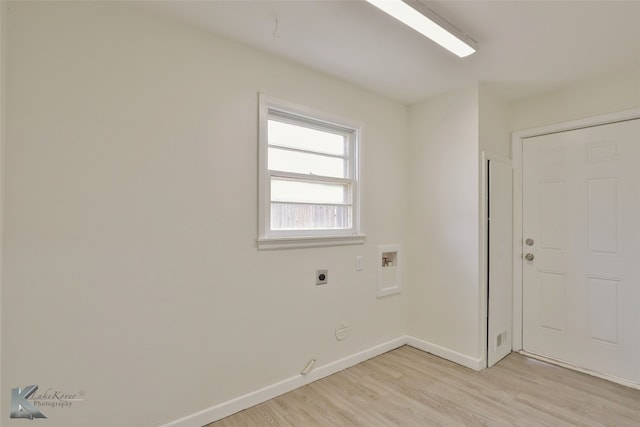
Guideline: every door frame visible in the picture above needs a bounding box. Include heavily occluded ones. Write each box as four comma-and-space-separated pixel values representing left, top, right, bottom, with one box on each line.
511, 108, 640, 352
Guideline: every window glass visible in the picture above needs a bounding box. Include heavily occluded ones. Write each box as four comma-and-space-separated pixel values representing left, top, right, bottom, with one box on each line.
271, 179, 349, 204
268, 120, 346, 156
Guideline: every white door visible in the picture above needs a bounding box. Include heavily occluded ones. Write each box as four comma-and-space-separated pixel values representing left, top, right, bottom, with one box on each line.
487, 157, 513, 367
522, 119, 640, 383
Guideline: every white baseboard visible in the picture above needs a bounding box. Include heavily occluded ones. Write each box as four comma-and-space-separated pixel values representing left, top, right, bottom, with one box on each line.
405, 336, 483, 371
160, 336, 406, 427
161, 335, 481, 427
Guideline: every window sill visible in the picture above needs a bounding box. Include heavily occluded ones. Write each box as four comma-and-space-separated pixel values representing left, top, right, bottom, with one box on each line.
257, 234, 366, 250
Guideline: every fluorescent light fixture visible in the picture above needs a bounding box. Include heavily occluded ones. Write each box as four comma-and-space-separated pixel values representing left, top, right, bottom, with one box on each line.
366, 0, 477, 58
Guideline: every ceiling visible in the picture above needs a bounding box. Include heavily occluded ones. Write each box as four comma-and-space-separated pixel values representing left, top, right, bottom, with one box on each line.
136, 0, 640, 105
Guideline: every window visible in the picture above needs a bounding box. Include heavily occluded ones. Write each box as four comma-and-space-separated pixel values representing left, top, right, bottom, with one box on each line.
258, 95, 365, 250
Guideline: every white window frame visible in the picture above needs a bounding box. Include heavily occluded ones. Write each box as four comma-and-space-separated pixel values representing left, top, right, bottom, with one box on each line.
257, 94, 365, 250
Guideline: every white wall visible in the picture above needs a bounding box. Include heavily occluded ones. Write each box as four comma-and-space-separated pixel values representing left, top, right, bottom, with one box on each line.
511, 65, 640, 131
406, 84, 510, 368
407, 86, 481, 362
479, 84, 511, 158
1, 2, 408, 426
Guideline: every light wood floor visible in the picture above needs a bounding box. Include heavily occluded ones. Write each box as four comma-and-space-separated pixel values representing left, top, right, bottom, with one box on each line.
207, 345, 640, 427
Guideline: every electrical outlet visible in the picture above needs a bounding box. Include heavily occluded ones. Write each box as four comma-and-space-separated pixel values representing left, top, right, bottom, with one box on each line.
316, 269, 328, 285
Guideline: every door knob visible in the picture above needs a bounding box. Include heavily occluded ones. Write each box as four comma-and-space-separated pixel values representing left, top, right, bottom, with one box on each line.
525, 238, 534, 246
524, 253, 535, 261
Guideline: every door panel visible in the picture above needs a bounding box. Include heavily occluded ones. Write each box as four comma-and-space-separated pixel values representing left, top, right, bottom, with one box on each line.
487, 157, 513, 367
522, 119, 640, 383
